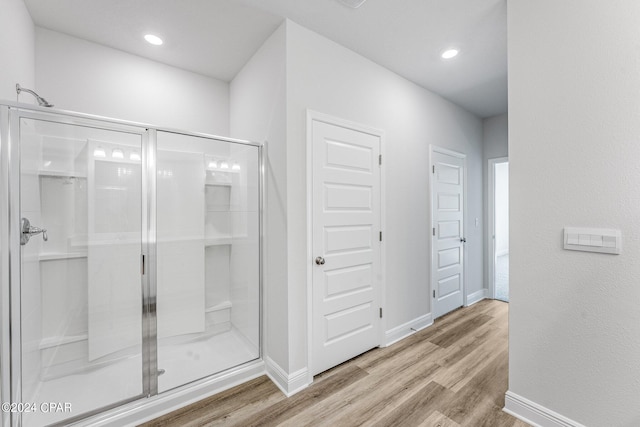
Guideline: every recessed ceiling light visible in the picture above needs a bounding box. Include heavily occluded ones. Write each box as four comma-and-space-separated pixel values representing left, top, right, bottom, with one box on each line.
144, 34, 163, 46
441, 49, 459, 59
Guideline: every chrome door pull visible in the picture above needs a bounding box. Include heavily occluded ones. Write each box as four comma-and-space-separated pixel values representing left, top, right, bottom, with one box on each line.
315, 256, 325, 265
21, 217, 48, 246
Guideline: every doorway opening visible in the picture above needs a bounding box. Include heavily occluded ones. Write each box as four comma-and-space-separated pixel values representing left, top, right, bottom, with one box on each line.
489, 158, 509, 302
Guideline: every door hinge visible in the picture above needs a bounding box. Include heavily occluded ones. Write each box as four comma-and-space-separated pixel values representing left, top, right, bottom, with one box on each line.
379, 231, 382, 241
432, 165, 435, 173
432, 227, 436, 236
141, 254, 146, 275
379, 154, 382, 166
433, 290, 436, 298
379, 307, 383, 318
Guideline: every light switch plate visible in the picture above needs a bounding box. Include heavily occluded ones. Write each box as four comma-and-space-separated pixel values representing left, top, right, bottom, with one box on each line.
563, 227, 621, 254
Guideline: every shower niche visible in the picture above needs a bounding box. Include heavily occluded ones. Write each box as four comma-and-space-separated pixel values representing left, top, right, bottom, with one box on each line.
2, 107, 262, 427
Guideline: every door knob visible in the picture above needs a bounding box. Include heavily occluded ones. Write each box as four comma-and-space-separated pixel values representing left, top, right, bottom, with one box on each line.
315, 256, 325, 265
460, 237, 467, 243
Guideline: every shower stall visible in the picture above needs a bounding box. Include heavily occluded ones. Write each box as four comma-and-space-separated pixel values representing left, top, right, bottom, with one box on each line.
0, 103, 263, 426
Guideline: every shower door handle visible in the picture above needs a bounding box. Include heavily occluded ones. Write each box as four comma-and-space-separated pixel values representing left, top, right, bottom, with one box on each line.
21, 217, 48, 246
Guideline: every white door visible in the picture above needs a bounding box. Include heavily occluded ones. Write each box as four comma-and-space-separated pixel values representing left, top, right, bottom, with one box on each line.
311, 118, 381, 376
431, 148, 465, 318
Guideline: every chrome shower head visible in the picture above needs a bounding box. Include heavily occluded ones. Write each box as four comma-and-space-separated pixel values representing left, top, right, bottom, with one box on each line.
16, 83, 54, 107
37, 97, 53, 108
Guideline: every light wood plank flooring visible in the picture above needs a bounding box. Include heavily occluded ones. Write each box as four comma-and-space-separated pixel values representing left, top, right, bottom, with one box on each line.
141, 300, 529, 427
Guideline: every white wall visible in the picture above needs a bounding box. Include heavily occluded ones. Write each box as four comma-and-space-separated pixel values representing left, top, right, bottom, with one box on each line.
0, 0, 35, 102
231, 19, 484, 383
483, 113, 508, 160
35, 28, 229, 135
229, 24, 288, 371
286, 20, 483, 374
508, 1, 640, 425
482, 113, 508, 292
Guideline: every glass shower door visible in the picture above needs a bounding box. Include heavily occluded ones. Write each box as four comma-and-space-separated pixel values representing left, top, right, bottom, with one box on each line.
14, 115, 146, 426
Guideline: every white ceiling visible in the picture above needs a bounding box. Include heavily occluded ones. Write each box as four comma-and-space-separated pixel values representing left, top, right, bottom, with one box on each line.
24, 0, 507, 118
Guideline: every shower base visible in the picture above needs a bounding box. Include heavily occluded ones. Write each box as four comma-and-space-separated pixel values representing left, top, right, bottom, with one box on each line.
21, 328, 257, 427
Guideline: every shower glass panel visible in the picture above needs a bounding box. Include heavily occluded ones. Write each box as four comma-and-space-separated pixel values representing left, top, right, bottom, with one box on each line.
17, 117, 144, 426
156, 131, 260, 392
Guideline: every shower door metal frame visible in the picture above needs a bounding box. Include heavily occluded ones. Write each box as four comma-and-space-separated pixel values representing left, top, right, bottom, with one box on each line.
144, 128, 158, 397
1, 104, 12, 427
0, 102, 265, 426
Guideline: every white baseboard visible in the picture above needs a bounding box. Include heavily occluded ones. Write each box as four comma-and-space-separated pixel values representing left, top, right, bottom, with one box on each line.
504, 391, 586, 427
383, 313, 433, 347
466, 289, 487, 306
265, 356, 310, 397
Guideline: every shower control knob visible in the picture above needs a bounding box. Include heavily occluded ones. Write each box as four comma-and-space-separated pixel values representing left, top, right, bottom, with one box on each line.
315, 256, 326, 265
20, 217, 48, 246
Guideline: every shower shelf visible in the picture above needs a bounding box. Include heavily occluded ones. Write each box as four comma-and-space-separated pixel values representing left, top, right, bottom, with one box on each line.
205, 237, 233, 246
39, 252, 88, 261
95, 185, 128, 191
205, 301, 232, 313
39, 333, 88, 350
35, 169, 87, 178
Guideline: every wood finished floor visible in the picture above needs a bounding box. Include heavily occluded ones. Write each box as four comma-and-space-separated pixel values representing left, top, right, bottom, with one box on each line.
141, 300, 529, 427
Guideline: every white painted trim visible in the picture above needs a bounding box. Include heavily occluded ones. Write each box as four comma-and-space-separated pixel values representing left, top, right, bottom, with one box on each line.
379, 117, 387, 355
429, 145, 467, 318
432, 145, 467, 159
265, 356, 288, 394
383, 313, 433, 347
504, 391, 587, 427
306, 112, 314, 385
84, 360, 265, 426
466, 289, 487, 306
305, 110, 386, 382
264, 356, 310, 397
487, 157, 508, 300
261, 139, 269, 388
